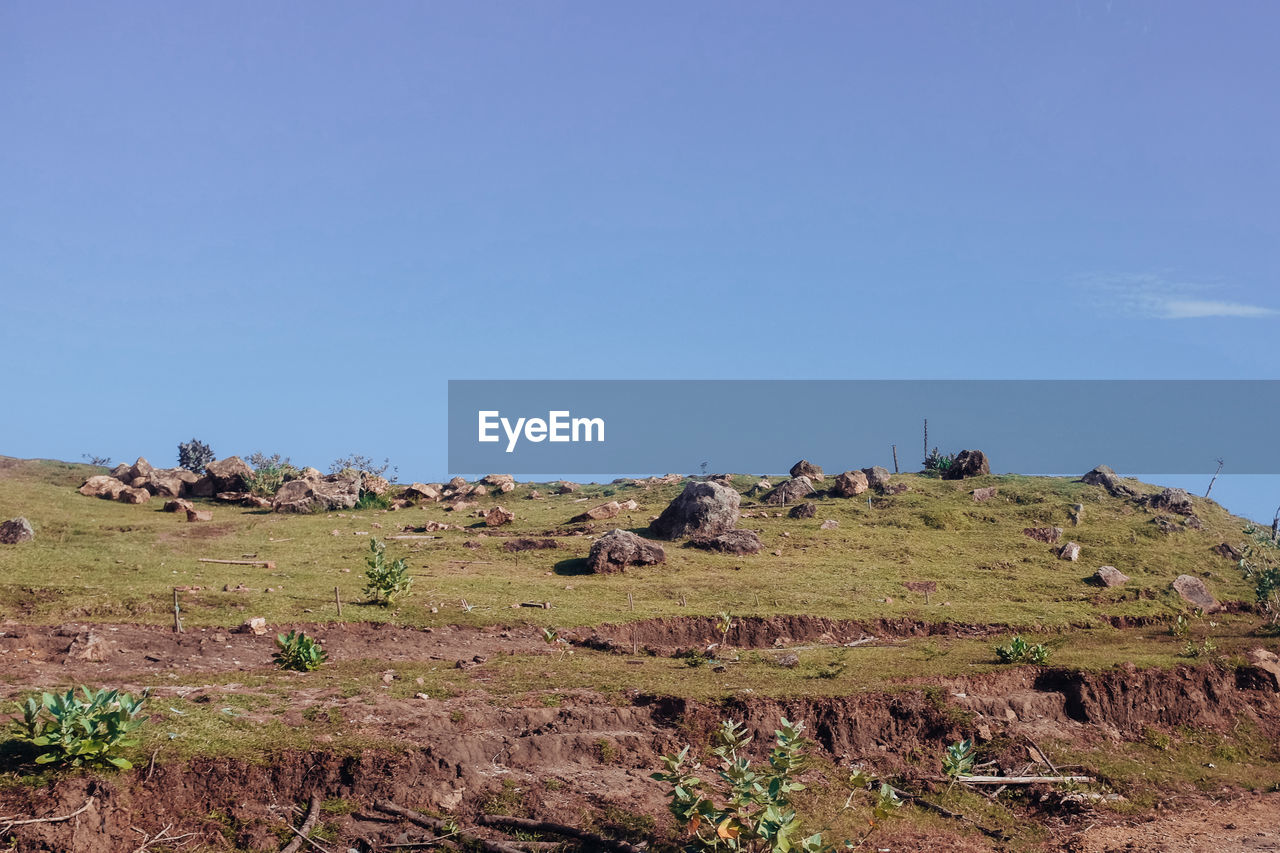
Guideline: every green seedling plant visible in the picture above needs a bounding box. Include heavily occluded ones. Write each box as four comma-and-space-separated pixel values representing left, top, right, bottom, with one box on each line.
364, 538, 413, 606
274, 630, 327, 671
941, 739, 976, 800
652, 717, 842, 853
11, 686, 148, 770
542, 627, 569, 659
843, 766, 903, 849
995, 636, 1050, 664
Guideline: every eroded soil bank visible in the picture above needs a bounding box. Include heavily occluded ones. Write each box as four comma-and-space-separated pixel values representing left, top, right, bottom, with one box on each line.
2, 654, 1277, 852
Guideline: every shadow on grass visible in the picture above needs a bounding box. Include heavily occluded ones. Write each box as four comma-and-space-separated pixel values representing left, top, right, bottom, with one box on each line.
554, 558, 592, 576
0, 737, 41, 774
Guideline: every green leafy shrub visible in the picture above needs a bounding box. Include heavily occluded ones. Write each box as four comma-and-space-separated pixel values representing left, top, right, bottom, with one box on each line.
652, 718, 840, 853
922, 448, 954, 475
942, 739, 975, 778
364, 538, 413, 605
273, 630, 327, 671
355, 489, 392, 510
995, 636, 1050, 664
245, 464, 293, 498
10, 686, 147, 769
177, 438, 215, 474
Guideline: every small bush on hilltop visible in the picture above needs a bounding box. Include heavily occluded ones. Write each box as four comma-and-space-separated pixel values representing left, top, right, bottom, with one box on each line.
922, 448, 954, 476
364, 538, 413, 605
330, 453, 397, 482
177, 438, 216, 474
245, 453, 299, 497
10, 687, 147, 770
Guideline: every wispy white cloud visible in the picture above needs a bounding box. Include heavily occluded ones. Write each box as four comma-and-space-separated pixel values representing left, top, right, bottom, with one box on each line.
1159, 299, 1277, 319
1079, 273, 1276, 320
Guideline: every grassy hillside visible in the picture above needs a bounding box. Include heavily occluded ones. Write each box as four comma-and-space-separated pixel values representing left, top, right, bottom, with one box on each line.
0, 456, 1260, 631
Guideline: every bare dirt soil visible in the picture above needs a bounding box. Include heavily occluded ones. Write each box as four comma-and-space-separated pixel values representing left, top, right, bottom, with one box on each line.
1, 618, 1278, 851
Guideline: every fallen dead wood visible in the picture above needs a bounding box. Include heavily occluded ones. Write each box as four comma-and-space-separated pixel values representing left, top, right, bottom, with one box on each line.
958, 775, 1093, 785
0, 796, 95, 833
477, 814, 646, 853
280, 794, 323, 853
130, 823, 197, 853
198, 558, 277, 568
386, 535, 438, 540
374, 801, 524, 853
884, 785, 1006, 841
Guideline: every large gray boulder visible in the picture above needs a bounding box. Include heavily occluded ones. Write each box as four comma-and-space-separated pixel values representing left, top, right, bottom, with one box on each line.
0, 517, 34, 544
1173, 575, 1220, 612
272, 472, 362, 513
650, 481, 740, 540
762, 477, 815, 506
942, 449, 990, 480
571, 501, 621, 523
1141, 488, 1195, 516
145, 468, 188, 498
832, 470, 869, 497
205, 457, 254, 493
861, 466, 892, 490
689, 529, 764, 555
1081, 465, 1137, 499
79, 475, 127, 500
121, 457, 156, 483
587, 529, 666, 574
1094, 566, 1130, 587
789, 460, 824, 482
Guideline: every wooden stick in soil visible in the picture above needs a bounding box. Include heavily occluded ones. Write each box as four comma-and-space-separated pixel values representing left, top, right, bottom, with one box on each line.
374, 801, 525, 853
335, 586, 342, 617
172, 588, 182, 634
280, 794, 323, 853
477, 814, 646, 853
0, 797, 96, 833
958, 775, 1092, 785
198, 558, 277, 568
883, 785, 1005, 841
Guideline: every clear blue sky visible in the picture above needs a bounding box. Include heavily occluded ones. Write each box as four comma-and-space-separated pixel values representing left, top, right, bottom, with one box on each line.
2, 2, 1277, 521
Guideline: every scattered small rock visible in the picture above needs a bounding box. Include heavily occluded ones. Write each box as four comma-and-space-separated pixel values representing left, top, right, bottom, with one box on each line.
788, 502, 816, 519
942, 449, 990, 480
586, 529, 666, 574
1023, 526, 1063, 543
832, 470, 869, 497
819, 519, 838, 530
861, 466, 892, 490
485, 506, 515, 527
1214, 542, 1243, 561
571, 501, 621, 524
1172, 574, 1220, 612
186, 509, 213, 523
1059, 541, 1081, 561
972, 486, 998, 502
688, 529, 764, 555
762, 477, 815, 506
1081, 464, 1137, 499
1094, 566, 1130, 587
789, 460, 824, 482
238, 617, 268, 636
0, 517, 35, 545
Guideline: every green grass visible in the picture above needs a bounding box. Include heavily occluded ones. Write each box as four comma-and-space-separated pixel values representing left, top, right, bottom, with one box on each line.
0, 458, 1260, 632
